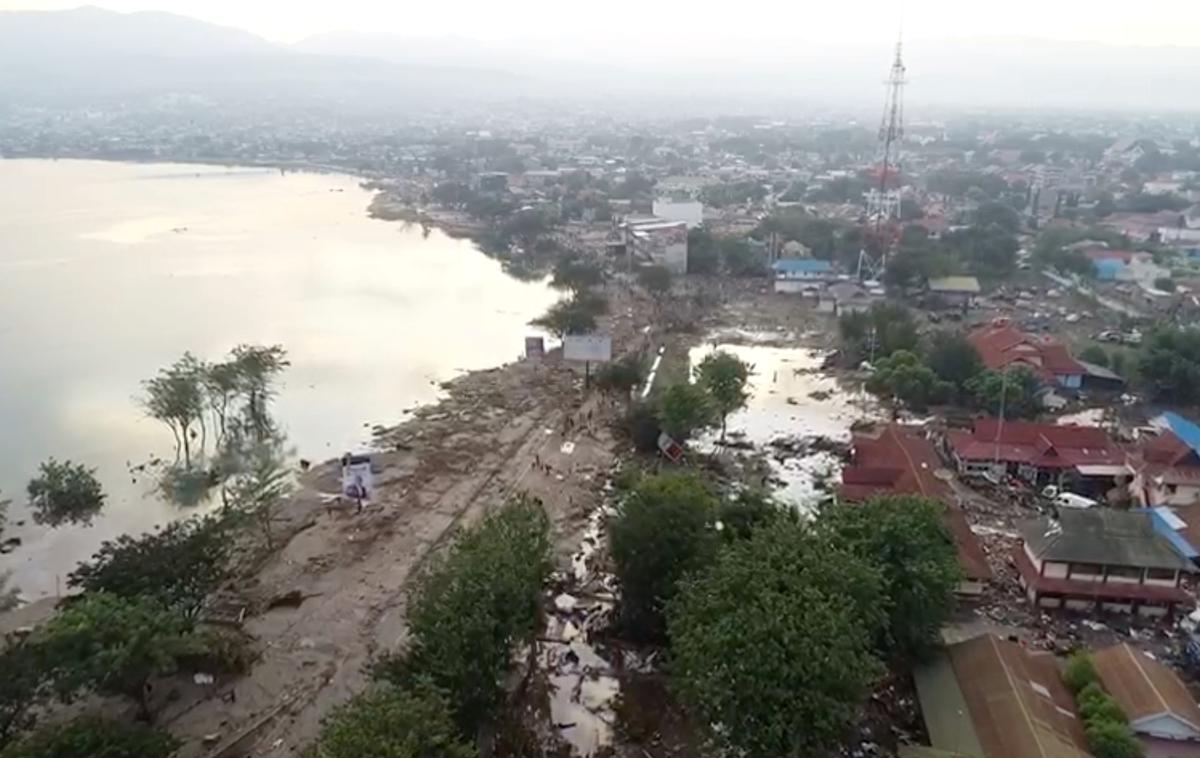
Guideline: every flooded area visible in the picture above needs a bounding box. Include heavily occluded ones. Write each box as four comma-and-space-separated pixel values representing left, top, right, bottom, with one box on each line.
688, 335, 881, 509
0, 159, 558, 599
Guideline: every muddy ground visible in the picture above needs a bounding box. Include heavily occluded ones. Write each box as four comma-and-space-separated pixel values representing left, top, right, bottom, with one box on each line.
158, 285, 655, 758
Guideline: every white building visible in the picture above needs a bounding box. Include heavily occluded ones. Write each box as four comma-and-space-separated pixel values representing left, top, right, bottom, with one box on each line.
651, 199, 704, 229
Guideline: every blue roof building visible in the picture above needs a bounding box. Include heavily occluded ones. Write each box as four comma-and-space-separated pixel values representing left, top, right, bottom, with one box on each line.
771, 259, 833, 279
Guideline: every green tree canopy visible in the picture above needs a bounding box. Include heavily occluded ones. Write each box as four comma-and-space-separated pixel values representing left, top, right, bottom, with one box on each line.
636, 265, 672, 296
667, 520, 885, 756
926, 330, 985, 395
694, 351, 751, 441
67, 514, 230, 620
719, 238, 767, 277
657, 382, 714, 442
26, 460, 105, 528
35, 593, 196, 720
550, 253, 606, 293
304, 684, 475, 758
373, 498, 550, 734
530, 292, 607, 339
0, 716, 179, 758
865, 351, 954, 411
839, 303, 920, 364
686, 228, 720, 275
1078, 345, 1111, 368
1063, 651, 1100, 695
594, 355, 645, 398
966, 366, 1042, 419
609, 473, 719, 640
816, 496, 961, 662
1135, 327, 1200, 404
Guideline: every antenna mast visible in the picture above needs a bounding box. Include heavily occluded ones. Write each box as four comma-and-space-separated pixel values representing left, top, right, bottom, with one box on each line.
857, 36, 907, 281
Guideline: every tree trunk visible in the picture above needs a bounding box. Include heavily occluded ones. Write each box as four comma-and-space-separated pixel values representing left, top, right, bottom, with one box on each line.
181, 423, 191, 468
720, 415, 727, 443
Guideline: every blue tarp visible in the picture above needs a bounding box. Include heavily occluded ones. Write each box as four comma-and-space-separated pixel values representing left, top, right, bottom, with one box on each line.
1139, 506, 1200, 560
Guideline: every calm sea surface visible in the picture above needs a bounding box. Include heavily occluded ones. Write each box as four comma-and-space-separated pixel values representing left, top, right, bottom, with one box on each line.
0, 159, 557, 599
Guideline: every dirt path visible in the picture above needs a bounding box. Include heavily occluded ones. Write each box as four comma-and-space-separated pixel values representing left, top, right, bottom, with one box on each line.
167, 309, 641, 757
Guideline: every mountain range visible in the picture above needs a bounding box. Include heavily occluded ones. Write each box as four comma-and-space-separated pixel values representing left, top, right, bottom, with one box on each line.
2, 6, 1199, 112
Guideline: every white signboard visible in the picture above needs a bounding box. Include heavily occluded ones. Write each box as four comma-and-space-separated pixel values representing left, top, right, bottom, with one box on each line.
340, 453, 374, 502
563, 334, 612, 363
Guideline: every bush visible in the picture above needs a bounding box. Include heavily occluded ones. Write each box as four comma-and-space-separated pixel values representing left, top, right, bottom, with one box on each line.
373, 498, 550, 733
304, 684, 474, 758
620, 401, 661, 454
1078, 345, 1111, 368
1063, 652, 1099, 694
0, 716, 179, 758
610, 473, 719, 640
1085, 718, 1144, 758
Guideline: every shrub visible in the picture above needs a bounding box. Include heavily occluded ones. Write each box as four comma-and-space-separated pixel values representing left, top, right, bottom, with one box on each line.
0, 716, 179, 758
1063, 651, 1099, 694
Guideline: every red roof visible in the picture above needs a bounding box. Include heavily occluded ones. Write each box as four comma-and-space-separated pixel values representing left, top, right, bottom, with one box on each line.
949, 419, 1127, 470
967, 321, 1085, 380
1014, 546, 1190, 605
841, 425, 991, 581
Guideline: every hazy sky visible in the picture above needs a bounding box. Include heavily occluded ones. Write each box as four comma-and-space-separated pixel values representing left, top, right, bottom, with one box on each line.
3, 0, 1199, 47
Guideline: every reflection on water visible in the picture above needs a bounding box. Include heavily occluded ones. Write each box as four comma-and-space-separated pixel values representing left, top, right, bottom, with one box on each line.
688, 341, 881, 508
0, 159, 558, 600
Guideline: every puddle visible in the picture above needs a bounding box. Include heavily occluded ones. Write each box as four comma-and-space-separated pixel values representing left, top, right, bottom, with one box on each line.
687, 341, 882, 510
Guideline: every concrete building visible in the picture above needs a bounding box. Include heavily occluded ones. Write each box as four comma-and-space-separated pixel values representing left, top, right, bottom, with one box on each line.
1132, 412, 1200, 508
1015, 509, 1192, 618
771, 259, 834, 293
623, 217, 689, 274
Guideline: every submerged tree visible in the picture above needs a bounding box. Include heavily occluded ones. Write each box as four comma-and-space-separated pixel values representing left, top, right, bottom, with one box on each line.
229, 344, 289, 443
142, 353, 206, 468
26, 459, 106, 528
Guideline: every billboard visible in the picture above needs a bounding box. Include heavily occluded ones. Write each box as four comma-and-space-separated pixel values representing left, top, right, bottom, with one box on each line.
340, 453, 374, 502
525, 336, 545, 359
563, 334, 612, 363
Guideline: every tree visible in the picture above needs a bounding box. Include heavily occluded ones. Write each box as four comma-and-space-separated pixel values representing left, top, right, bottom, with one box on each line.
594, 355, 644, 398
719, 238, 767, 277
0, 638, 47, 751
551, 254, 606, 293
67, 514, 230, 620
609, 473, 719, 640
1135, 327, 1200, 404
694, 351, 751, 441
636, 265, 672, 296
374, 498, 550, 734
817, 496, 960, 662
1154, 276, 1176, 292
926, 330, 985, 396
142, 353, 206, 468
229, 344, 289, 443
967, 367, 1041, 419
1078, 345, 1111, 368
947, 225, 1019, 281
686, 228, 720, 275
718, 489, 797, 542
530, 292, 607, 339
0, 716, 179, 758
656, 383, 714, 442
973, 201, 1022, 234
838, 303, 919, 364
667, 520, 884, 756
26, 460, 105, 528
35, 593, 195, 720
304, 684, 474, 758
865, 351, 953, 411
225, 440, 293, 551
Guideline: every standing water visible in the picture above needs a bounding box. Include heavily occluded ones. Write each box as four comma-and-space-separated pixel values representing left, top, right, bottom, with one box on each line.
0, 159, 558, 600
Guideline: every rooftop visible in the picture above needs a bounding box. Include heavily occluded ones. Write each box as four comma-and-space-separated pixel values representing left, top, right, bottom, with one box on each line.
1093, 643, 1200, 735
928, 276, 981, 294
1021, 509, 1193, 571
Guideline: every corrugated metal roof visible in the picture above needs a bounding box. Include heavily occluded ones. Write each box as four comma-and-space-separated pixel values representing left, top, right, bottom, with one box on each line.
928, 276, 982, 294
1094, 643, 1200, 736
1021, 510, 1193, 571
771, 258, 832, 274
